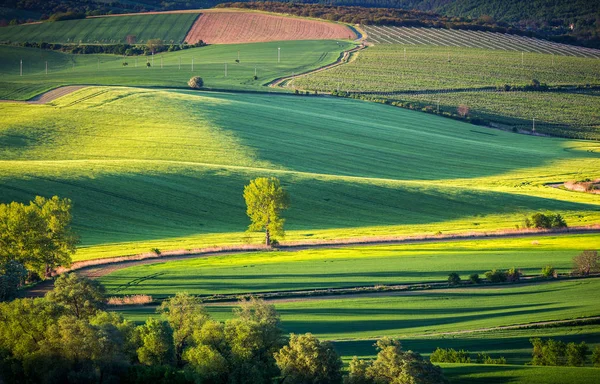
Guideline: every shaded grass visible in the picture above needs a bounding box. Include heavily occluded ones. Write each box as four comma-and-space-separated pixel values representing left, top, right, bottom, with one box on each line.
442, 364, 600, 384
98, 234, 600, 297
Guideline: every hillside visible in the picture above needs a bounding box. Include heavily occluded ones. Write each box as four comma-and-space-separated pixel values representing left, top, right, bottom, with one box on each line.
1, 86, 598, 260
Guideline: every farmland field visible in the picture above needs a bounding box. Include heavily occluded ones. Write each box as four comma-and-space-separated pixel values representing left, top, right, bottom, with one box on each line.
363, 26, 600, 58
1, 87, 599, 260
292, 44, 600, 139
98, 234, 600, 297
0, 13, 200, 44
185, 11, 355, 44
0, 40, 353, 100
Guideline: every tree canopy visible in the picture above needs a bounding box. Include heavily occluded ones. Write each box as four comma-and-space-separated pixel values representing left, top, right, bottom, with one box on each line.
243, 177, 290, 246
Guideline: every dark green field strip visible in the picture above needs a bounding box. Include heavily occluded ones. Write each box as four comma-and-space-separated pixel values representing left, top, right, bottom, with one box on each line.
443, 364, 600, 384
0, 13, 199, 44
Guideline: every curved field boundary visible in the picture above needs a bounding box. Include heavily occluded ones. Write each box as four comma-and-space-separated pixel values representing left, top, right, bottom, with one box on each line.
364, 25, 600, 58
184, 11, 355, 44
20, 226, 600, 298
0, 86, 86, 104
268, 43, 366, 88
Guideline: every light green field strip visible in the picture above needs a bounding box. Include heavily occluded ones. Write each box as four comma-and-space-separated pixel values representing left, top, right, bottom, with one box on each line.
0, 13, 199, 44
0, 87, 598, 260
97, 234, 600, 297
442, 364, 600, 384
0, 41, 354, 100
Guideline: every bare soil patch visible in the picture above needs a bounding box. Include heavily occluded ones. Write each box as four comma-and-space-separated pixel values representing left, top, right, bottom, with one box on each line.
184, 11, 355, 44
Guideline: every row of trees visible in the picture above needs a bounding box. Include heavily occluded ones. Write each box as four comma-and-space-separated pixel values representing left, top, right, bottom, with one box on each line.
0, 274, 448, 384
530, 338, 600, 367
430, 348, 506, 365
0, 196, 77, 301
7, 40, 207, 56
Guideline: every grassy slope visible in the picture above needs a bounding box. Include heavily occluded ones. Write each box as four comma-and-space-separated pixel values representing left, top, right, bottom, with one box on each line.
293, 45, 600, 139
0, 40, 353, 100
97, 234, 600, 297
443, 364, 600, 384
0, 87, 599, 260
0, 13, 199, 44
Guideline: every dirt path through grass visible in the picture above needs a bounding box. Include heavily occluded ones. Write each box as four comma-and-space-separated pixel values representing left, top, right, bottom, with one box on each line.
0, 85, 86, 104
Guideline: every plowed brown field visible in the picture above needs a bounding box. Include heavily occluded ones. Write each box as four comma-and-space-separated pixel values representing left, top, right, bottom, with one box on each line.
185, 11, 355, 44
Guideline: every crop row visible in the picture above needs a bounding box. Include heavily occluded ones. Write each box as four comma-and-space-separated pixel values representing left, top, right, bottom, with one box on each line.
363, 25, 600, 59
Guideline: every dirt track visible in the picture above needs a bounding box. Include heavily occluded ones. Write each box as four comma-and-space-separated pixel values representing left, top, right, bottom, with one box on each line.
0, 86, 86, 104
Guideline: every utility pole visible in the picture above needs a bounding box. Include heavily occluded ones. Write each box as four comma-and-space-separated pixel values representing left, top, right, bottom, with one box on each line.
404, 47, 406, 61
237, 50, 240, 61
20, 59, 22, 76
192, 57, 194, 71
179, 57, 181, 70
278, 47, 280, 63
135, 57, 137, 67
97, 58, 99, 70
151, 52, 154, 67
254, 67, 257, 77
521, 51, 524, 65
160, 55, 163, 69
552, 53, 554, 66
45, 61, 47, 75
437, 99, 440, 114
532, 117, 536, 133
225, 63, 227, 77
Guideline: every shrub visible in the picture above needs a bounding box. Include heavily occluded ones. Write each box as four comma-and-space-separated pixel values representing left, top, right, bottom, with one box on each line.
592, 346, 600, 367
573, 250, 599, 275
541, 265, 556, 278
430, 348, 471, 363
476, 353, 507, 365
524, 212, 567, 229
469, 273, 481, 284
566, 342, 588, 367
506, 267, 521, 282
188, 76, 204, 89
484, 269, 507, 283
530, 338, 566, 366
447, 272, 461, 286
151, 248, 161, 255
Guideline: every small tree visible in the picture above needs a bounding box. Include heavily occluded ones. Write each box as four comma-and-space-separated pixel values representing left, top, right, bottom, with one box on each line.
274, 333, 343, 384
188, 76, 204, 89
530, 338, 566, 366
457, 104, 469, 118
447, 272, 461, 286
46, 273, 105, 319
136, 318, 175, 366
541, 265, 556, 278
592, 346, 600, 367
484, 269, 507, 283
469, 273, 481, 284
146, 39, 163, 54
573, 250, 599, 275
243, 177, 290, 246
566, 342, 588, 367
506, 267, 521, 282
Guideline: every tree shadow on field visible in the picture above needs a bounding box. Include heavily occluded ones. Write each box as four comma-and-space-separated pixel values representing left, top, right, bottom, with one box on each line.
0, 165, 597, 247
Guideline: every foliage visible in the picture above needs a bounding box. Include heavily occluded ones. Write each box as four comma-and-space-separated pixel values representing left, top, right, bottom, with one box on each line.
592, 345, 600, 367
468, 273, 481, 284
475, 353, 507, 365
506, 267, 521, 282
244, 177, 290, 246
447, 272, 461, 285
346, 338, 448, 384
541, 265, 556, 278
572, 250, 599, 275
0, 195, 77, 279
484, 269, 507, 283
530, 338, 589, 367
275, 333, 343, 384
46, 273, 106, 319
188, 76, 204, 89
0, 260, 27, 302
430, 347, 471, 363
136, 318, 176, 366
565, 341, 589, 367
524, 213, 567, 230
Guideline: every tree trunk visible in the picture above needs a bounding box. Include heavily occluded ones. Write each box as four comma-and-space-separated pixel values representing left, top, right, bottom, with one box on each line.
265, 216, 271, 246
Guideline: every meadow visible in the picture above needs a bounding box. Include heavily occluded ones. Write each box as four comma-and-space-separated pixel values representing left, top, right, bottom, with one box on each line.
292, 45, 600, 139
97, 234, 600, 297
0, 87, 598, 259
0, 40, 353, 100
0, 13, 200, 44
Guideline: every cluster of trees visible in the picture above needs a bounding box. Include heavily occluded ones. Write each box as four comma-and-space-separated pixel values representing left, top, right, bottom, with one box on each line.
0, 274, 448, 384
523, 212, 567, 230
430, 348, 506, 365
530, 338, 600, 367
8, 40, 206, 56
0, 196, 77, 301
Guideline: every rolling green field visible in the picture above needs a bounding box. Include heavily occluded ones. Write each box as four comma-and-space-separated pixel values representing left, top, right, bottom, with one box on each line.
443, 364, 600, 384
0, 40, 353, 99
97, 234, 600, 297
111, 278, 600, 339
292, 45, 600, 139
0, 87, 599, 259
0, 13, 200, 44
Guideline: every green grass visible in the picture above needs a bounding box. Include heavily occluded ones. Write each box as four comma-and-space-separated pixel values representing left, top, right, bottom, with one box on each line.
0, 40, 354, 99
0, 86, 599, 260
292, 45, 600, 139
443, 364, 600, 384
97, 234, 600, 297
0, 13, 199, 44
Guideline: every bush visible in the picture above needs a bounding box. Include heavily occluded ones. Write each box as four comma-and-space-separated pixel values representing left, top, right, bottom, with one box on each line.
469, 273, 481, 284
188, 76, 204, 89
476, 353, 506, 364
430, 348, 471, 363
573, 250, 599, 276
592, 346, 600, 367
506, 267, 521, 282
530, 338, 566, 366
524, 213, 567, 229
484, 269, 507, 283
447, 272, 461, 285
566, 342, 588, 367
541, 265, 556, 278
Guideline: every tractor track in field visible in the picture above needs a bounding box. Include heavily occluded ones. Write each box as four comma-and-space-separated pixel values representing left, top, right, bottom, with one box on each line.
19, 226, 600, 298
0, 86, 86, 104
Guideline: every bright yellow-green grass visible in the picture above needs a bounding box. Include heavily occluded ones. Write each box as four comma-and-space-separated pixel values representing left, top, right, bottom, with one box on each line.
98, 234, 600, 297
0, 86, 598, 260
0, 40, 354, 100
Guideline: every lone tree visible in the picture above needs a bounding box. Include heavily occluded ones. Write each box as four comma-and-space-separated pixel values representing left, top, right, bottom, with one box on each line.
573, 250, 599, 275
188, 76, 204, 89
243, 177, 290, 246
